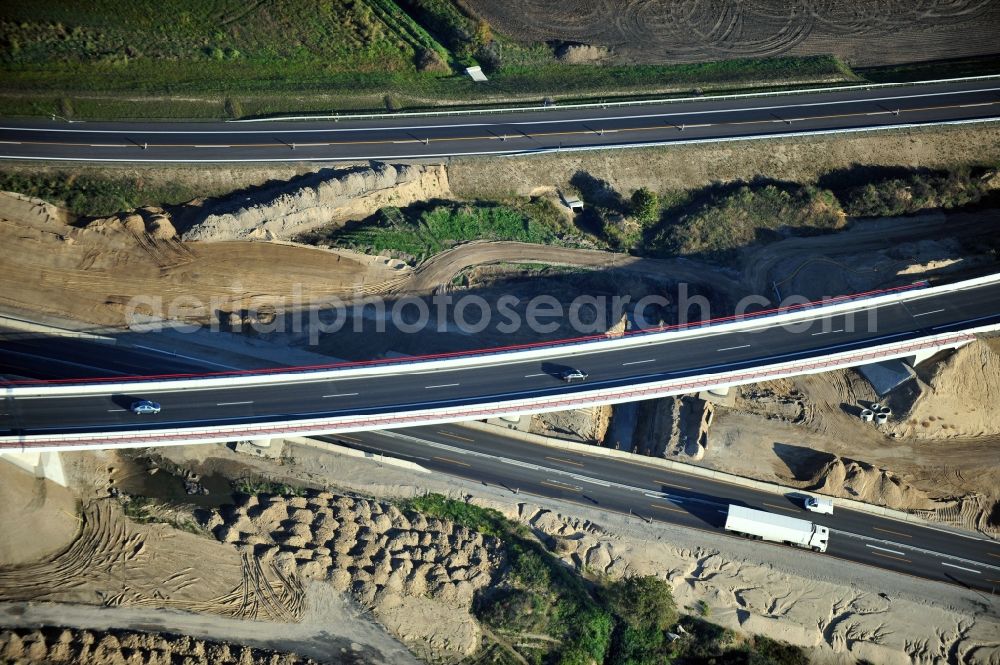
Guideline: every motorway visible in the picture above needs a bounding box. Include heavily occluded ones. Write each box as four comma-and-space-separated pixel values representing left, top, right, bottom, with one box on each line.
0, 79, 998, 162
3, 279, 1000, 438
324, 423, 1000, 593
2, 329, 999, 593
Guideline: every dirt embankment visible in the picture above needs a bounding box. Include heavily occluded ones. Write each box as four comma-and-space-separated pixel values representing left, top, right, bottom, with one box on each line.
181, 163, 449, 242
0, 627, 323, 665
449, 124, 1000, 200
204, 491, 504, 660
0, 192, 409, 327
692, 339, 1000, 533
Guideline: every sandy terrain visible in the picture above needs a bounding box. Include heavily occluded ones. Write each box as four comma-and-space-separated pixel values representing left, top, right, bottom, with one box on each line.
449, 124, 1000, 200
463, 0, 1000, 66
691, 338, 1000, 533
0, 625, 325, 665
0, 464, 79, 566
743, 210, 1000, 298
0, 192, 409, 328
203, 490, 504, 660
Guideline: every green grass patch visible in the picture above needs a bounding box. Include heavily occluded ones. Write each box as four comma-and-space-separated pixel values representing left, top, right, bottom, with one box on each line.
307, 198, 578, 264
232, 475, 305, 497
397, 492, 514, 537
0, 170, 209, 217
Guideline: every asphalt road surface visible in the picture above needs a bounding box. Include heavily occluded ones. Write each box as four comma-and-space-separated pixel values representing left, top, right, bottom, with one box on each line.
3, 280, 999, 438
325, 423, 1000, 594
0, 80, 997, 163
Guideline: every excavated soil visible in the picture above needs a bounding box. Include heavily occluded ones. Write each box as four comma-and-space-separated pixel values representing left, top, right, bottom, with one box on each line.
0, 626, 324, 665
0, 192, 409, 327
694, 339, 1000, 533
0, 499, 303, 621
204, 491, 505, 660
463, 0, 1000, 66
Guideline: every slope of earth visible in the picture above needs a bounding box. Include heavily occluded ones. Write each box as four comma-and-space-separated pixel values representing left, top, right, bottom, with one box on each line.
701, 339, 1000, 534
0, 192, 409, 328
0, 463, 79, 567
463, 0, 1000, 66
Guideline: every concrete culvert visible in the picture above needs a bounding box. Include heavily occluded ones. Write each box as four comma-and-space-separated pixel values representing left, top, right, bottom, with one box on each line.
861, 409, 874, 422
876, 413, 889, 425
880, 406, 893, 416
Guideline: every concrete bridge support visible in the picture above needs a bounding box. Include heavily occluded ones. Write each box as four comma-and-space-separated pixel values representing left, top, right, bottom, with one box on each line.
0, 450, 67, 486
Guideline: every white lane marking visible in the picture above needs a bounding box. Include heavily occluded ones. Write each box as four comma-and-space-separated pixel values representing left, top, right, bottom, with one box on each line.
107, 409, 126, 412
524, 373, 546, 377
932, 313, 997, 329
717, 344, 751, 352
622, 359, 655, 366
7, 86, 1000, 134
912, 308, 945, 317
217, 400, 253, 406
867, 544, 905, 556
425, 383, 459, 389
811, 328, 844, 336
323, 392, 359, 398
941, 562, 981, 574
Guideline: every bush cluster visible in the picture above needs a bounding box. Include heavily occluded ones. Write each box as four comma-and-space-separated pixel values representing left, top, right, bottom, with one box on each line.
398, 494, 808, 665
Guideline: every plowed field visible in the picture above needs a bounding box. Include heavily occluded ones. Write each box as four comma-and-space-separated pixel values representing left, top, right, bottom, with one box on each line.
462, 0, 1000, 66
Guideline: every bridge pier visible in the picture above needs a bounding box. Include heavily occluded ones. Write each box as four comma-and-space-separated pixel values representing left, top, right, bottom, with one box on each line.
0, 450, 67, 486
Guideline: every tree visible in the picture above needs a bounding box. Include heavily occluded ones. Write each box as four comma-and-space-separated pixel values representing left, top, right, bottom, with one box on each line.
630, 188, 660, 224
604, 575, 678, 631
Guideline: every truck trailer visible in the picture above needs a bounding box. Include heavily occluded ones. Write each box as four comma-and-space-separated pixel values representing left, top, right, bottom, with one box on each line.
724, 505, 829, 552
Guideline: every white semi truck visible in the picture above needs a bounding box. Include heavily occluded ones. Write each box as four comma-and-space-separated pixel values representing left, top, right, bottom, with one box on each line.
724, 505, 829, 552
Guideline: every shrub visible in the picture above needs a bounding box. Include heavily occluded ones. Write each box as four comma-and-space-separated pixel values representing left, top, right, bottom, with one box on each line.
645, 182, 845, 261
839, 168, 990, 217
604, 575, 678, 632
630, 187, 660, 224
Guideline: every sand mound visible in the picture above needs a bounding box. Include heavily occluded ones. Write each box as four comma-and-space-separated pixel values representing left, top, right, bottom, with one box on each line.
0, 626, 322, 665
807, 456, 941, 510
182, 163, 449, 242
206, 490, 504, 659
891, 339, 1000, 439
0, 463, 80, 566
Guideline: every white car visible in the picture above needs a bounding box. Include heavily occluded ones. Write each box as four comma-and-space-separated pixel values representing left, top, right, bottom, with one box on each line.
804, 496, 833, 514
560, 368, 589, 382
130, 400, 162, 415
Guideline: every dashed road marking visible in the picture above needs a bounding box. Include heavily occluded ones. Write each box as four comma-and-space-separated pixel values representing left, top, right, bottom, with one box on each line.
763, 501, 799, 513
941, 562, 980, 574
433, 455, 471, 467
651, 502, 686, 514
913, 308, 945, 318
867, 544, 905, 556
217, 401, 252, 406
545, 455, 584, 467
873, 526, 912, 538
871, 551, 911, 563
323, 392, 359, 398
541, 479, 582, 492
717, 344, 750, 352
425, 383, 459, 389
436, 430, 474, 442
622, 359, 655, 366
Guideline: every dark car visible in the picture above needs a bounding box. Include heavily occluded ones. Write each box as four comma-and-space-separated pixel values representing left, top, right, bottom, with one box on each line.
130, 400, 162, 415
560, 368, 589, 382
